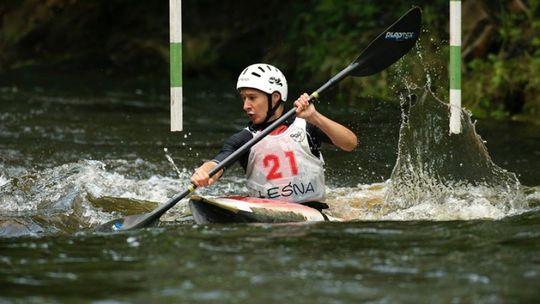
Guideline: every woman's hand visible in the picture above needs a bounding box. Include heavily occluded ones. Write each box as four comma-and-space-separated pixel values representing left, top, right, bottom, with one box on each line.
294, 93, 316, 119
190, 161, 222, 187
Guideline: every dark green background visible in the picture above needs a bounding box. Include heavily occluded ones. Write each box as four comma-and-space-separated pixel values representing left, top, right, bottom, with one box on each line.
1, 0, 539, 121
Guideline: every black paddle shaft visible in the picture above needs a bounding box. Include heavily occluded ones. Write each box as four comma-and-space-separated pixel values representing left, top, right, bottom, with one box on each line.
98, 6, 422, 231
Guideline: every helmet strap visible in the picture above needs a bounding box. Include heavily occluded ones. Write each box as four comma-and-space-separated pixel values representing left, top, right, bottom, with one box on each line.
263, 93, 282, 123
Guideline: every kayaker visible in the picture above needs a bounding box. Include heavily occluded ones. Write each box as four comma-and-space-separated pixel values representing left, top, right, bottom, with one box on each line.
190, 63, 357, 209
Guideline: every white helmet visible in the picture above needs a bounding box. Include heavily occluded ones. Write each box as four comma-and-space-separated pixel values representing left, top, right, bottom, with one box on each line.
236, 63, 288, 101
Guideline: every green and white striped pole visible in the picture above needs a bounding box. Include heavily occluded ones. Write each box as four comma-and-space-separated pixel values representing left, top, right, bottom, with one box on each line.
170, 0, 182, 131
449, 0, 462, 134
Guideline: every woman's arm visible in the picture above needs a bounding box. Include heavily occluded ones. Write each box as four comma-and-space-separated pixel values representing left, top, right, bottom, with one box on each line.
294, 93, 358, 151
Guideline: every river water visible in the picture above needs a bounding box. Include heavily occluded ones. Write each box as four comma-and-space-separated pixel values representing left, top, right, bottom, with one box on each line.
1, 75, 539, 303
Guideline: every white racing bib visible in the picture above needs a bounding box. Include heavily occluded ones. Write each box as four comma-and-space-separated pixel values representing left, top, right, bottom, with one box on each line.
246, 118, 325, 203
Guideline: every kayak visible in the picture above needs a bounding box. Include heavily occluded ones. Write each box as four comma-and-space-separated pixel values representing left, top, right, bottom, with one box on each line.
189, 195, 335, 224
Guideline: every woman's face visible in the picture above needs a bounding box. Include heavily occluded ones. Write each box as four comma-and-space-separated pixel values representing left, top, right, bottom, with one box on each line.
240, 88, 270, 124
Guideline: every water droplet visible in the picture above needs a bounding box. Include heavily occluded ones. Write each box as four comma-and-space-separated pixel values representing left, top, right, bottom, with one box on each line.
126, 236, 140, 247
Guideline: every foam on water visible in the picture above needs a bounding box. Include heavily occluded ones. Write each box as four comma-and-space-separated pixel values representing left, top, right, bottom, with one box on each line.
1, 161, 182, 210
325, 182, 533, 221
0, 175, 8, 188
0, 160, 192, 234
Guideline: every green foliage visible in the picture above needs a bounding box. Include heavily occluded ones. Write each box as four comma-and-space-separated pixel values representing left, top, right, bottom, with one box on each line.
0, 0, 169, 74
463, 0, 540, 121
277, 2, 411, 88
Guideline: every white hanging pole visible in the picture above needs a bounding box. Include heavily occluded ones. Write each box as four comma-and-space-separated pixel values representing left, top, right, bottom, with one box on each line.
170, 0, 183, 131
449, 0, 462, 134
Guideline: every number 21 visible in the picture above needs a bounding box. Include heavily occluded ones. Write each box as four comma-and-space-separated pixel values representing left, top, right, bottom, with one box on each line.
263, 151, 298, 180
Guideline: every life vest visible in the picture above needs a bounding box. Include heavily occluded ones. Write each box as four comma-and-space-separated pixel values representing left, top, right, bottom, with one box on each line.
245, 118, 325, 203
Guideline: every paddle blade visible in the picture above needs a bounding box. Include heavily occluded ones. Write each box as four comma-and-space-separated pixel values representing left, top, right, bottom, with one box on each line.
351, 7, 422, 77
93, 188, 194, 232
94, 213, 158, 232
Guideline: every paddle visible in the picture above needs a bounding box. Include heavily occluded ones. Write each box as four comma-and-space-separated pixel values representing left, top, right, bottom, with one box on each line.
96, 6, 422, 232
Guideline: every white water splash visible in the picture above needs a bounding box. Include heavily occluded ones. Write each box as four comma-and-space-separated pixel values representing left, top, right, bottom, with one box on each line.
0, 175, 8, 188
0, 160, 195, 229
325, 181, 530, 221
0, 156, 533, 230
325, 91, 533, 220
164, 147, 184, 179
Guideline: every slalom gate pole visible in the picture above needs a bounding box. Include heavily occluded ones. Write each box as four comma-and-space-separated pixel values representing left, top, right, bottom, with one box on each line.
449, 0, 462, 134
170, 0, 183, 131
